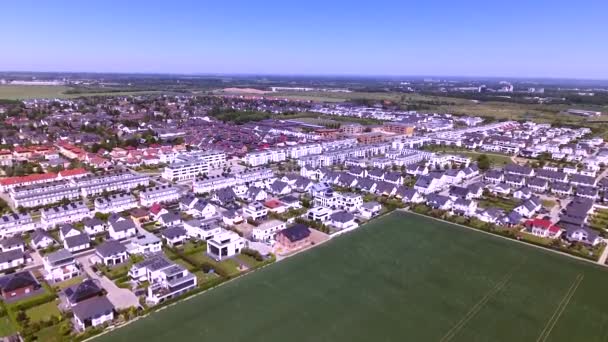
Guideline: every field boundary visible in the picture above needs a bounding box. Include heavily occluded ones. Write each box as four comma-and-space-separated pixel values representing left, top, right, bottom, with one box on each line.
402, 210, 608, 269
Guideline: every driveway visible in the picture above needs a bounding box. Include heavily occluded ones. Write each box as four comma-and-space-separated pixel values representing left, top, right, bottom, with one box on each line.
78, 255, 140, 310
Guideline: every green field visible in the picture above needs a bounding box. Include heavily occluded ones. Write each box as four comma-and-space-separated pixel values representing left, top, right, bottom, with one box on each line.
0, 85, 160, 100
96, 212, 608, 342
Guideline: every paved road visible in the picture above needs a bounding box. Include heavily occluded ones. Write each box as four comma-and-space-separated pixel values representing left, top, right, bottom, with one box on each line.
79, 255, 139, 310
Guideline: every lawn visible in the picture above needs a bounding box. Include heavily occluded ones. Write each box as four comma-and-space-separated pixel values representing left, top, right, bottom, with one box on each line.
478, 196, 520, 211
0, 85, 161, 100
96, 212, 608, 342
25, 301, 61, 322
53, 275, 84, 290
0, 316, 17, 337
35, 324, 64, 342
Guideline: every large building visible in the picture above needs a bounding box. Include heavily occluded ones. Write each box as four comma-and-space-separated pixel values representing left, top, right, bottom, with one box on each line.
40, 202, 91, 229
94, 193, 139, 213
139, 185, 180, 207
244, 149, 286, 167
10, 181, 80, 208
192, 176, 237, 194
161, 151, 226, 181
74, 171, 149, 197
382, 122, 415, 136
0, 213, 37, 238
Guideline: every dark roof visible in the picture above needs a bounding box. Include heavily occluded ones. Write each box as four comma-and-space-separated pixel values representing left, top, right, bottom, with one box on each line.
330, 211, 355, 223
0, 271, 38, 293
31, 229, 55, 245
72, 296, 114, 321
110, 218, 137, 232
449, 186, 470, 198
160, 212, 181, 223
161, 226, 187, 239
504, 164, 533, 175
570, 174, 596, 186
0, 249, 25, 264
95, 240, 126, 258
0, 236, 25, 248
64, 279, 103, 304
60, 224, 78, 236
83, 217, 104, 227
64, 233, 90, 248
280, 224, 310, 242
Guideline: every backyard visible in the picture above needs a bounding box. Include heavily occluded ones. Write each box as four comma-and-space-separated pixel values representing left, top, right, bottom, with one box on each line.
96, 212, 608, 342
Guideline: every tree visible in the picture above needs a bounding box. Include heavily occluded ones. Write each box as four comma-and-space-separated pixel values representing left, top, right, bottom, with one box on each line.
477, 154, 491, 170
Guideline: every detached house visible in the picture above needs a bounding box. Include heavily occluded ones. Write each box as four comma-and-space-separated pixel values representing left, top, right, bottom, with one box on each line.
514, 196, 542, 218
160, 226, 188, 247
108, 217, 138, 240
399, 188, 425, 204
426, 194, 452, 211
64, 233, 90, 253
452, 198, 477, 216
525, 219, 561, 239
95, 240, 128, 266
83, 218, 106, 236
30, 229, 56, 250
564, 226, 601, 246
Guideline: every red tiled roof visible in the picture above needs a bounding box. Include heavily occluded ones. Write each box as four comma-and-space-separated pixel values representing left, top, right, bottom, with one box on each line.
58, 168, 88, 178
0, 172, 57, 186
525, 219, 560, 233
149, 203, 163, 214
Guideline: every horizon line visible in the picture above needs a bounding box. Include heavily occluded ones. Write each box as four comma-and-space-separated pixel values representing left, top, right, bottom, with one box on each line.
1, 70, 607, 83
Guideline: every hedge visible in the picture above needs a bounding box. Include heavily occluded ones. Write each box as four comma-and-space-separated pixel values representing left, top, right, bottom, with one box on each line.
9, 292, 57, 312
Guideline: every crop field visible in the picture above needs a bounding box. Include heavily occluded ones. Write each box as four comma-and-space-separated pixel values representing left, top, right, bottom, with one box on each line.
0, 85, 160, 100
96, 212, 608, 342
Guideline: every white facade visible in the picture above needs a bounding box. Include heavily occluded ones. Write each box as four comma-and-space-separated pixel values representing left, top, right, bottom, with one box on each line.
207, 229, 245, 261
94, 193, 138, 213
139, 185, 180, 207
245, 149, 287, 166
40, 202, 91, 229
251, 220, 287, 242
0, 213, 37, 238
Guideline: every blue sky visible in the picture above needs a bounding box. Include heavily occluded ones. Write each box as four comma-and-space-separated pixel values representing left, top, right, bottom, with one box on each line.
2, 0, 607, 79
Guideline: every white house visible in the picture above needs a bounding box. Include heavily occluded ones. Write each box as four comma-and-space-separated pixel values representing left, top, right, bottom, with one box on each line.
183, 218, 222, 241
72, 296, 115, 331
95, 240, 128, 266
329, 211, 358, 230
63, 233, 90, 253
108, 217, 138, 240
251, 219, 287, 242
358, 201, 382, 219
207, 229, 245, 261
126, 234, 162, 255
43, 249, 80, 282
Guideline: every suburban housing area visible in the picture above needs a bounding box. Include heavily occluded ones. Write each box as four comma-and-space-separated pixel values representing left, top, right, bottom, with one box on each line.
0, 92, 607, 341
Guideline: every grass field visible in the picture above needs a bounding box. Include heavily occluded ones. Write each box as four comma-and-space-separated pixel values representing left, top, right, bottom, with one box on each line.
95, 212, 608, 342
0, 85, 160, 100
25, 301, 61, 322
0, 316, 17, 336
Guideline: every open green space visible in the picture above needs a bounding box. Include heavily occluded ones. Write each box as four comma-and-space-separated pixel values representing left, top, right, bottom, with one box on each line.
0, 315, 18, 336
25, 301, 61, 322
96, 212, 608, 342
477, 196, 520, 211
0, 85, 160, 100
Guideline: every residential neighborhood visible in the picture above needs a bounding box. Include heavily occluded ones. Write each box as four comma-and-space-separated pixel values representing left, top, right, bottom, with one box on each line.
0, 93, 607, 341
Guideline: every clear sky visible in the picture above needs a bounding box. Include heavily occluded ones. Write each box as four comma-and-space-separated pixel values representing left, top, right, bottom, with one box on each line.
2, 0, 607, 79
